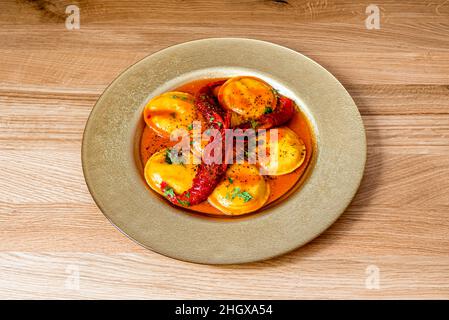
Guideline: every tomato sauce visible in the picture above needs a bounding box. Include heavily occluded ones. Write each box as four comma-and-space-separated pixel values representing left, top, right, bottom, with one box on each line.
140, 78, 315, 215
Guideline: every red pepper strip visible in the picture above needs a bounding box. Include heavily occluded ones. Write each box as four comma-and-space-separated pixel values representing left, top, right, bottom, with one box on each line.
161, 80, 230, 207
238, 96, 296, 130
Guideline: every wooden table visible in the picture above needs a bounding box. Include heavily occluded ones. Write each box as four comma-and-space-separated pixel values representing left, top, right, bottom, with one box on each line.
1, 0, 448, 299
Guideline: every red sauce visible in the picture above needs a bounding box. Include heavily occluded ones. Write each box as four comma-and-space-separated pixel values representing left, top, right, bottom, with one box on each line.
140, 78, 315, 215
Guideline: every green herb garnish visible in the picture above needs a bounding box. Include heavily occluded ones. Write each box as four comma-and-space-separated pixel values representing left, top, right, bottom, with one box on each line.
163, 187, 175, 198
177, 199, 190, 206
228, 187, 253, 203
237, 191, 253, 203
231, 187, 241, 199
264, 107, 273, 114
165, 148, 173, 164
250, 119, 259, 129
165, 148, 186, 165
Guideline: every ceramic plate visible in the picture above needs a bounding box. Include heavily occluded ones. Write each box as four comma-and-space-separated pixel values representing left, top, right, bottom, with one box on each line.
82, 38, 366, 264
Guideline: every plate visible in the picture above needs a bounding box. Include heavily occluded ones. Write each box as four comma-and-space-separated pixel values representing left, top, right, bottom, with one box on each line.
82, 38, 366, 264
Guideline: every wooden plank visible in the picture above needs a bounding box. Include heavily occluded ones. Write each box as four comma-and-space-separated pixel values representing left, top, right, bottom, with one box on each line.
0, 1, 448, 87
0, 252, 447, 299
1, 0, 449, 25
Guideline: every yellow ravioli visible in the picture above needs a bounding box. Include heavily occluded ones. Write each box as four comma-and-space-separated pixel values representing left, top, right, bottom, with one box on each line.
208, 163, 270, 215
218, 76, 277, 120
144, 92, 198, 137
258, 127, 306, 175
144, 149, 197, 195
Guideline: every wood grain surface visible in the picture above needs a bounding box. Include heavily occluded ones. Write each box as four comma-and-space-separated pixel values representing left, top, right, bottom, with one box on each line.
0, 0, 448, 299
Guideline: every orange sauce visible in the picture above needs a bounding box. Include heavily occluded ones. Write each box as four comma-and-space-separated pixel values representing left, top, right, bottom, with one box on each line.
140, 78, 314, 215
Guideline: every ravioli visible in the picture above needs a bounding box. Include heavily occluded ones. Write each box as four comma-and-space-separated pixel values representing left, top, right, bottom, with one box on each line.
140, 76, 314, 216
218, 76, 277, 120
258, 127, 306, 175
144, 149, 197, 195
144, 92, 199, 137
208, 163, 270, 215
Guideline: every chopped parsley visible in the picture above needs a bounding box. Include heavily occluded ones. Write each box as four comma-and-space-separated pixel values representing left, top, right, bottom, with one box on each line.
250, 119, 259, 129
177, 199, 190, 206
187, 123, 193, 130
231, 187, 241, 199
163, 187, 175, 198
264, 107, 273, 114
171, 94, 188, 101
237, 191, 253, 203
228, 177, 234, 184
227, 187, 253, 202
165, 148, 186, 165
164, 148, 173, 164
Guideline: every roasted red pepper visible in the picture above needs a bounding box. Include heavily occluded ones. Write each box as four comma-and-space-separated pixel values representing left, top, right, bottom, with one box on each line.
162, 81, 230, 207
